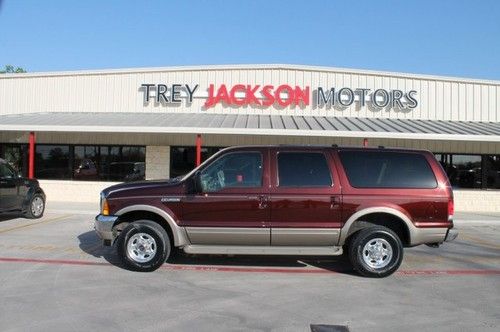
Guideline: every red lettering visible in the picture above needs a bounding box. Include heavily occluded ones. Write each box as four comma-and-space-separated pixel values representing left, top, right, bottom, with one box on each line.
214, 84, 230, 105
261, 85, 274, 106
230, 84, 247, 106
293, 86, 310, 106
204, 84, 216, 108
245, 85, 261, 105
275, 85, 293, 107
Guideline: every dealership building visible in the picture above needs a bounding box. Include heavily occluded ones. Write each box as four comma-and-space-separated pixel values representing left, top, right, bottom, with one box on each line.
1, 64, 499, 211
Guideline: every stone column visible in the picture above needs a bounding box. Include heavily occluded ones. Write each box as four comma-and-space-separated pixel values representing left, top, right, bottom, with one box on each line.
145, 146, 170, 180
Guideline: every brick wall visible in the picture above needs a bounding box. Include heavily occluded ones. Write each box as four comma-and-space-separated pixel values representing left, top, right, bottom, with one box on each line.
453, 190, 500, 212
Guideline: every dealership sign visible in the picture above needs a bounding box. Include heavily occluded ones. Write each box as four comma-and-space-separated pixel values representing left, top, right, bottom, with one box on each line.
140, 83, 418, 109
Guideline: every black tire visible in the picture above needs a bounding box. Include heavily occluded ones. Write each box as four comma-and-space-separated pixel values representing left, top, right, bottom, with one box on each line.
348, 226, 403, 278
25, 193, 45, 219
116, 220, 171, 272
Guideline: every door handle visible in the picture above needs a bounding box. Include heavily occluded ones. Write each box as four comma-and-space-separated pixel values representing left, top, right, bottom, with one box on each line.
258, 195, 268, 209
330, 196, 341, 209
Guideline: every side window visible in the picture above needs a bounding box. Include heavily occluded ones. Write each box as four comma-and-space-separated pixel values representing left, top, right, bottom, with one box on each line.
0, 162, 15, 179
199, 152, 262, 192
339, 150, 437, 189
277, 152, 332, 187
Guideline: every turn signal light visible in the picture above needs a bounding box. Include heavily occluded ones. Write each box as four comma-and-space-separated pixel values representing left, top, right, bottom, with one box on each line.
102, 199, 110, 216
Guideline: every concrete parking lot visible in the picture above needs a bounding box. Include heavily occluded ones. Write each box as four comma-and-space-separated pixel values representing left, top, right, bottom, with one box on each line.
0, 203, 499, 332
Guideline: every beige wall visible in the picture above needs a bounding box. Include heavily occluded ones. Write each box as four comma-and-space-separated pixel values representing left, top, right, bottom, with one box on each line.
1, 65, 499, 122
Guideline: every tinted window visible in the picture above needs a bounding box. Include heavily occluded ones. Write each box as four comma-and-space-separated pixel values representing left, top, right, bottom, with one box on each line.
278, 152, 332, 187
435, 154, 482, 189
200, 152, 262, 192
35, 145, 71, 179
339, 150, 437, 189
0, 162, 15, 178
170, 146, 223, 178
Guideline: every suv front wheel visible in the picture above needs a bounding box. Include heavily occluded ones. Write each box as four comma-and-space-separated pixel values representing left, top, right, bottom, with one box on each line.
348, 226, 403, 278
116, 220, 171, 272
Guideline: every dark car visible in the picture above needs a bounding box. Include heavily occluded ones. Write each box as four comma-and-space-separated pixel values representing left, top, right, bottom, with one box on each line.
94, 145, 458, 277
0, 158, 46, 218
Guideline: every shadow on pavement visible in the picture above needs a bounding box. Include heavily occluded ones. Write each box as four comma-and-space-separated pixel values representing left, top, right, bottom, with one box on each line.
0, 213, 25, 222
77, 230, 356, 275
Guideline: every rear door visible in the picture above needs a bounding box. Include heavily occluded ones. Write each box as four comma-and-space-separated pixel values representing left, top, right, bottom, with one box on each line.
269, 148, 342, 246
180, 148, 271, 245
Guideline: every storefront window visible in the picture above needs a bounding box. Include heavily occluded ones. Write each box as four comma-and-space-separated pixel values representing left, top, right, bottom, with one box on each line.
74, 146, 100, 181
484, 155, 500, 189
35, 145, 71, 179
170, 146, 223, 178
28, 144, 145, 181
436, 154, 482, 189
0, 144, 28, 177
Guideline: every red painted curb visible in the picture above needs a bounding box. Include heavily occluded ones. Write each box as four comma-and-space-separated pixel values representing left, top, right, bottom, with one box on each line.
1, 256, 500, 276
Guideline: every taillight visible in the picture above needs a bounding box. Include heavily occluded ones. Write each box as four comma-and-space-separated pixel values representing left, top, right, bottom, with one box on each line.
448, 197, 454, 221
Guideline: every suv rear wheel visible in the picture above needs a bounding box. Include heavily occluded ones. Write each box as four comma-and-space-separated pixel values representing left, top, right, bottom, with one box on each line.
348, 226, 403, 278
25, 193, 45, 219
116, 220, 171, 272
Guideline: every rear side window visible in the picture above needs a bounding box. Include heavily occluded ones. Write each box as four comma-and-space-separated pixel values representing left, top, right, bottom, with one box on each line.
338, 150, 437, 189
278, 152, 332, 187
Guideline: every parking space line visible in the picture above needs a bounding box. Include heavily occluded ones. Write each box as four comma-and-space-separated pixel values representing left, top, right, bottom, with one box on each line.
0, 256, 499, 276
0, 214, 73, 234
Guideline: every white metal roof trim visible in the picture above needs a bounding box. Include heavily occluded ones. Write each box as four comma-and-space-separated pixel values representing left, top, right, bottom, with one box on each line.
1, 112, 499, 137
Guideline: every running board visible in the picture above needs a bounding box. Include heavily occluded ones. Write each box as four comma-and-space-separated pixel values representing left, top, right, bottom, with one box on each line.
182, 245, 343, 256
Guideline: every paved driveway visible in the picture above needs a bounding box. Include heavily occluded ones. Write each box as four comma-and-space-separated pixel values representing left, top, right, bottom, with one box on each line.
0, 203, 498, 331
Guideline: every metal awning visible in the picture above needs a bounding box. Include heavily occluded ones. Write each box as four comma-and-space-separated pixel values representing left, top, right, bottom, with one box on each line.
1, 112, 500, 142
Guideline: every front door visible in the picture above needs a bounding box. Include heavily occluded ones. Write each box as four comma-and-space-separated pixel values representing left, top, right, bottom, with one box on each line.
180, 149, 270, 245
269, 149, 342, 246
0, 162, 20, 211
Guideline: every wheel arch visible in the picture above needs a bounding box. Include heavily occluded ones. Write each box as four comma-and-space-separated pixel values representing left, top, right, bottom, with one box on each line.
339, 207, 416, 247
114, 205, 189, 247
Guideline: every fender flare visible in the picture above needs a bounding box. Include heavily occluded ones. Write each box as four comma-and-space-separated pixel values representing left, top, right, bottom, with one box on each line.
115, 204, 189, 247
338, 207, 417, 246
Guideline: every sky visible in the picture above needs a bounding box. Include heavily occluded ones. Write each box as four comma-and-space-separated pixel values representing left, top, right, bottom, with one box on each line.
0, 0, 499, 80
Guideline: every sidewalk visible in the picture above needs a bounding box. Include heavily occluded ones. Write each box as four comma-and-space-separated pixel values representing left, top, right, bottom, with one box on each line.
45, 201, 500, 225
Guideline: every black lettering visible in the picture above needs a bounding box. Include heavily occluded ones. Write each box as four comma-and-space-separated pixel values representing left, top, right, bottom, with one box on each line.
317, 87, 335, 106
406, 90, 418, 109
391, 90, 404, 108
185, 84, 198, 103
141, 84, 155, 103
338, 88, 354, 106
171, 84, 182, 103
156, 84, 169, 103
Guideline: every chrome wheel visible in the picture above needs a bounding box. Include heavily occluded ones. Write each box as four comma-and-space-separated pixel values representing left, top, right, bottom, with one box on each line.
362, 238, 393, 269
126, 233, 157, 263
31, 196, 44, 217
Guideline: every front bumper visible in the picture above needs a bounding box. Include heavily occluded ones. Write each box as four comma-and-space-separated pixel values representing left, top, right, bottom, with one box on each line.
94, 214, 119, 245
444, 228, 459, 242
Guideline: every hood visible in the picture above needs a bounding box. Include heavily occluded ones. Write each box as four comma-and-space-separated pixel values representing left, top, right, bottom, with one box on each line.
103, 178, 183, 198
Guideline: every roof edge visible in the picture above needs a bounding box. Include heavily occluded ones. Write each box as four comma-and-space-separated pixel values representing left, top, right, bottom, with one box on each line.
1, 64, 499, 86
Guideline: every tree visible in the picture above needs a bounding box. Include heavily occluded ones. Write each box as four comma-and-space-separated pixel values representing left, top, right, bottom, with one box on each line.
0, 65, 26, 73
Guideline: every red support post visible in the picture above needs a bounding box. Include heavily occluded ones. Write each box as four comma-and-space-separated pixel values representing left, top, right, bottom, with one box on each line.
195, 134, 202, 166
363, 138, 368, 147
29, 131, 35, 179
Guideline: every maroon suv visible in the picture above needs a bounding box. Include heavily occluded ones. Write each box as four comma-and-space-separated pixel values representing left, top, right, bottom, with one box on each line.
95, 145, 458, 277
